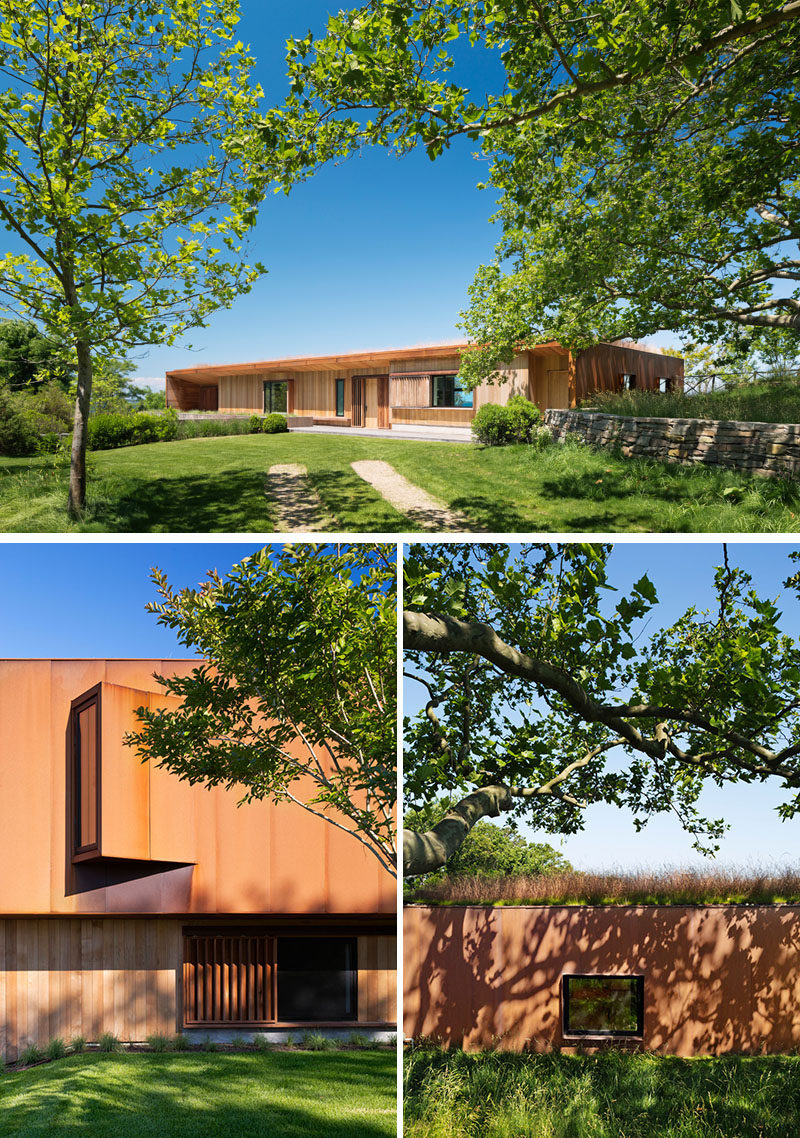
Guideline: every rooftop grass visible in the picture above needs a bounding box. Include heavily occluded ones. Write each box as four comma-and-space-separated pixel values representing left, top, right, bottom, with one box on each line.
406, 867, 800, 907
1, 431, 798, 533
404, 1047, 800, 1138
585, 380, 800, 424
0, 1051, 396, 1138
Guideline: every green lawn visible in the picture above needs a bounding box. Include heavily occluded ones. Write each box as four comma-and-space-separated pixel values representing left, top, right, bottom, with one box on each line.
1, 432, 798, 532
0, 1051, 396, 1137
404, 1048, 800, 1138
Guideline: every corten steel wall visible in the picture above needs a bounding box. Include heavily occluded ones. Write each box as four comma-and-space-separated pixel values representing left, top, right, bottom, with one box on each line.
404, 904, 800, 1056
0, 660, 395, 918
0, 918, 396, 1060
574, 343, 684, 404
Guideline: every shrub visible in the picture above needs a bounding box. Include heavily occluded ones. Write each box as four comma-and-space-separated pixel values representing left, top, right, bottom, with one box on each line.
97, 1032, 122, 1052
202, 1035, 218, 1052
262, 413, 288, 434
172, 1034, 189, 1051
45, 1037, 67, 1060
175, 417, 253, 440
472, 396, 541, 446
347, 1031, 368, 1049
248, 414, 263, 433
87, 410, 177, 451
69, 1035, 86, 1054
19, 1044, 44, 1066
0, 384, 41, 455
302, 1031, 336, 1051
146, 1033, 173, 1052
252, 1036, 272, 1052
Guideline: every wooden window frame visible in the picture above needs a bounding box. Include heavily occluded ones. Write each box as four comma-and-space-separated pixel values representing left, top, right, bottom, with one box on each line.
562, 974, 644, 1038
431, 372, 473, 409
68, 684, 102, 862
182, 931, 359, 1028
335, 377, 345, 417
263, 380, 288, 415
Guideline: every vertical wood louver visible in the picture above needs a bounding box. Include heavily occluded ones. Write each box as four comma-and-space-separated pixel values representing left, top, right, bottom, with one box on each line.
183, 934, 276, 1025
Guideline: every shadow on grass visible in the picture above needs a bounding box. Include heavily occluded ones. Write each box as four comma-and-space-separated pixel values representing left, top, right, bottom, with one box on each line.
448, 494, 528, 533
2, 1052, 396, 1138
308, 469, 409, 533
88, 470, 273, 533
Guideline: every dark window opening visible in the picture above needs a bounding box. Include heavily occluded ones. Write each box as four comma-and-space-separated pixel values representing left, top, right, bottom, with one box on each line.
264, 381, 288, 414
622, 373, 637, 391
335, 378, 345, 417
277, 937, 357, 1022
431, 373, 473, 409
71, 691, 99, 856
563, 975, 644, 1036
658, 376, 675, 393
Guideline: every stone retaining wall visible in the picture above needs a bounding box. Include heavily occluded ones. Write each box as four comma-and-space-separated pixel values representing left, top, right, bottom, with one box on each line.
543, 409, 800, 479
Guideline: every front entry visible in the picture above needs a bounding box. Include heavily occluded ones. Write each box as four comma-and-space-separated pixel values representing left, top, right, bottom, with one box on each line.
351, 375, 390, 429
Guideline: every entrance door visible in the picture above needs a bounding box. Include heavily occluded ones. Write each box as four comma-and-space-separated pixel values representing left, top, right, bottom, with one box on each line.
547, 369, 570, 408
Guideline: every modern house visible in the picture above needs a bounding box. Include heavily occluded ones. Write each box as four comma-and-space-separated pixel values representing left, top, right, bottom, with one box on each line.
0, 659, 396, 1062
404, 904, 800, 1055
165, 341, 683, 429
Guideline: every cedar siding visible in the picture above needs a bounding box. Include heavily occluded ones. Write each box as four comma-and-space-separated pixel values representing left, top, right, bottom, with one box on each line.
165, 341, 683, 428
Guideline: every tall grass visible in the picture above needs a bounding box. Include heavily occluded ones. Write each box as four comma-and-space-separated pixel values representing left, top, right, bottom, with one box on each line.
407, 866, 800, 906
404, 1048, 800, 1138
586, 382, 800, 424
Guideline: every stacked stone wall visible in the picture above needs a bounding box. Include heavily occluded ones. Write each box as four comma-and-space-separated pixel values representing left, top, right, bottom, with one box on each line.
543, 409, 800, 479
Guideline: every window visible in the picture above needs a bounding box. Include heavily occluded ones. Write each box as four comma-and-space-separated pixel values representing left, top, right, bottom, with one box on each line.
183, 934, 357, 1025
563, 975, 644, 1036
71, 688, 100, 857
622, 374, 637, 391
263, 381, 288, 414
432, 373, 473, 409
335, 378, 345, 417
658, 376, 675, 393
277, 937, 357, 1021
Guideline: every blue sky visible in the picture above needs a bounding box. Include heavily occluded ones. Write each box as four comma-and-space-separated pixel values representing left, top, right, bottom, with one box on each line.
0, 542, 267, 657
129, 1, 679, 385
404, 541, 800, 872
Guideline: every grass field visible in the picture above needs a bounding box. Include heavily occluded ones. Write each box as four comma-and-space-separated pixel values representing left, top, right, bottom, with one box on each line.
404, 1047, 800, 1138
0, 1051, 396, 1137
588, 381, 800, 425
1, 432, 798, 533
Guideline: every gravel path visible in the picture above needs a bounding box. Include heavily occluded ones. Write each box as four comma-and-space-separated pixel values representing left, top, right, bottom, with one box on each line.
351, 459, 471, 531
266, 463, 334, 532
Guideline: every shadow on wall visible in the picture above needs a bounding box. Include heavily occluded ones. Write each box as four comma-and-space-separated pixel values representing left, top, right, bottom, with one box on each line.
404, 905, 800, 1055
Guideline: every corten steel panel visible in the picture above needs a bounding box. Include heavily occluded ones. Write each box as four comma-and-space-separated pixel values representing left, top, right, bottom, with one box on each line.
405, 904, 800, 1056
0, 661, 395, 918
574, 343, 684, 405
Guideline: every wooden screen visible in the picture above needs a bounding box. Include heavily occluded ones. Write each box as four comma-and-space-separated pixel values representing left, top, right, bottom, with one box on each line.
183, 935, 276, 1026
351, 377, 364, 426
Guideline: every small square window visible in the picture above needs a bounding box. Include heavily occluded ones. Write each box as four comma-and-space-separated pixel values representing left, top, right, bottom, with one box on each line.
563, 974, 643, 1036
431, 374, 473, 409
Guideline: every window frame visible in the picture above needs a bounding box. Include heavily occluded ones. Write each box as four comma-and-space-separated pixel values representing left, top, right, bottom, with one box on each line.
182, 931, 359, 1027
69, 684, 102, 861
263, 380, 288, 415
335, 377, 345, 417
562, 973, 644, 1038
621, 373, 637, 391
431, 372, 473, 409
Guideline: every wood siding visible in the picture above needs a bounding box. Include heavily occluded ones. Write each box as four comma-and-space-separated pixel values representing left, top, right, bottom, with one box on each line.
0, 920, 396, 1060
392, 407, 474, 427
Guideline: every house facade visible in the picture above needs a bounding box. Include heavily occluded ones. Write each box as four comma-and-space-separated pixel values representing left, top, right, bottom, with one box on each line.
405, 904, 800, 1056
165, 341, 684, 429
0, 659, 396, 1062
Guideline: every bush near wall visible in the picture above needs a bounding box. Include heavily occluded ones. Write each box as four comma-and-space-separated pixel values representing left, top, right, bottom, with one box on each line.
472, 395, 543, 446
0, 381, 73, 456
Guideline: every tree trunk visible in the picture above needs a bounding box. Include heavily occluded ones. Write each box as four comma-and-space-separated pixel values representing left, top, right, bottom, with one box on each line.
403, 785, 513, 876
68, 339, 92, 516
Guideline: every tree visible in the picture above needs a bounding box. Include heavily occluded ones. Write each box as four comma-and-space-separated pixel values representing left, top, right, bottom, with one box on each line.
126, 543, 397, 877
0, 319, 74, 390
0, 0, 265, 514
403, 543, 800, 876
263, 0, 800, 376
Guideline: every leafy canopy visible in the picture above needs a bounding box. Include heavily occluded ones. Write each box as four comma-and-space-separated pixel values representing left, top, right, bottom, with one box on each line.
403, 543, 800, 873
127, 544, 397, 877
263, 0, 800, 374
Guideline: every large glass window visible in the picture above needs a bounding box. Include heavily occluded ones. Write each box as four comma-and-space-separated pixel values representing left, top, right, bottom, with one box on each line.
277, 937, 357, 1021
72, 692, 99, 855
336, 378, 345, 417
431, 374, 473, 408
263, 381, 288, 414
563, 975, 644, 1036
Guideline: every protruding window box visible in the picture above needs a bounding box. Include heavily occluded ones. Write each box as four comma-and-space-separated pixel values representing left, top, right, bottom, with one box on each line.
562, 974, 644, 1038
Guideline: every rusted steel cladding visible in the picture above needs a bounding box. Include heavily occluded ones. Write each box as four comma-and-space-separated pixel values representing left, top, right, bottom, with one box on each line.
0, 660, 395, 917
574, 343, 684, 403
404, 904, 800, 1056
